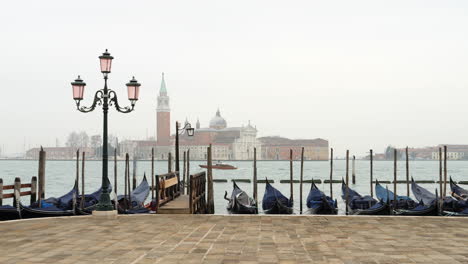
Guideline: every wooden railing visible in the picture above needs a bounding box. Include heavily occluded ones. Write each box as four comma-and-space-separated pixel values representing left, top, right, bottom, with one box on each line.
0, 177, 37, 206
189, 172, 207, 214
155, 172, 181, 210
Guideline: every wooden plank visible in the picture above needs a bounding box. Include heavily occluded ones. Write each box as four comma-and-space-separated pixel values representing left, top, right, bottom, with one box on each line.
3, 193, 14, 199
232, 179, 251, 183
213, 179, 228, 182
257, 179, 273, 183
324, 179, 341, 183
3, 185, 14, 190
20, 184, 32, 188
20, 191, 31, 196
159, 195, 190, 214
164, 177, 178, 188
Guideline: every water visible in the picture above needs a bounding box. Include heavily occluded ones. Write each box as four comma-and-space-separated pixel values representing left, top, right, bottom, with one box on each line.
0, 159, 465, 214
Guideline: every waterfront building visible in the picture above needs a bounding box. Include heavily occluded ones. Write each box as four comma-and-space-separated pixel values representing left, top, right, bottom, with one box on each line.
258, 137, 329, 160
25, 147, 96, 160
118, 73, 329, 161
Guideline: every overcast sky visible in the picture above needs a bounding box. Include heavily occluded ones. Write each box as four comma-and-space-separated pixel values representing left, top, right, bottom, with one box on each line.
1, 1, 468, 156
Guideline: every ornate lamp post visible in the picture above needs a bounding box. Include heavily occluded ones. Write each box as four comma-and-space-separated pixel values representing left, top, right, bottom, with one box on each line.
175, 121, 195, 191
71, 49, 141, 212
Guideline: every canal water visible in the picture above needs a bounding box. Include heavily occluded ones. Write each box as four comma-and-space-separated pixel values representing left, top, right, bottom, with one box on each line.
0, 159, 465, 215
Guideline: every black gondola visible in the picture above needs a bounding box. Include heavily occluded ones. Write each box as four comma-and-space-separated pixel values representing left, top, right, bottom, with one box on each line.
395, 179, 438, 216
75, 184, 113, 215
224, 181, 257, 214
20, 181, 79, 219
117, 175, 150, 214
0, 205, 21, 221
262, 179, 293, 214
306, 181, 337, 214
375, 180, 416, 210
341, 179, 377, 215
450, 177, 468, 201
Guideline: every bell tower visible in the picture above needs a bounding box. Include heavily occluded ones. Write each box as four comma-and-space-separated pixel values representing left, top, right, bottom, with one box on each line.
157, 72, 170, 145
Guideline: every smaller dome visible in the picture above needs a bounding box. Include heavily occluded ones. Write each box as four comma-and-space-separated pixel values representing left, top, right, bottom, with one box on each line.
209, 109, 227, 129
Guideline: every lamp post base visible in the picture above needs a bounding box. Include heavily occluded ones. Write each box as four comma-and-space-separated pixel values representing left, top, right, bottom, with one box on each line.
92, 210, 118, 218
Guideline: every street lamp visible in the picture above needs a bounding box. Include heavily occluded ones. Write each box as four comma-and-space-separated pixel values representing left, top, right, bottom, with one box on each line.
175, 121, 195, 192
71, 49, 141, 212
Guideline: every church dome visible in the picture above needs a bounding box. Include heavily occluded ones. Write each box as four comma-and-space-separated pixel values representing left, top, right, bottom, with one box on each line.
209, 109, 227, 129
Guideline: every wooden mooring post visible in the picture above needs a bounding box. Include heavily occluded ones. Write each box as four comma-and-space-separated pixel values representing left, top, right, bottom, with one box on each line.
114, 149, 117, 195
37, 146, 46, 208
30, 176, 37, 204
13, 177, 21, 206
393, 149, 397, 214
438, 147, 443, 206
151, 148, 155, 199
133, 156, 137, 190
207, 144, 214, 214
182, 151, 186, 195
167, 152, 172, 173
81, 151, 85, 209
289, 149, 294, 206
443, 145, 447, 198
329, 148, 333, 200
75, 150, 79, 194
253, 147, 258, 213
187, 149, 190, 193
300, 147, 304, 214
370, 149, 373, 198
345, 150, 349, 215
406, 146, 409, 197
352, 155, 356, 184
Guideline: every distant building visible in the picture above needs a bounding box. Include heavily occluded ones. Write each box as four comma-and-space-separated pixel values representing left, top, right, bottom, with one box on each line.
118, 73, 329, 161
177, 110, 260, 160
26, 147, 96, 160
431, 145, 468, 160
259, 137, 329, 160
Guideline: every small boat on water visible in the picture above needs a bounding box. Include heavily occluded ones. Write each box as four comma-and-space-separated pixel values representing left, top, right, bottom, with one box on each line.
224, 181, 257, 214
117, 175, 150, 214
262, 179, 293, 214
199, 163, 237, 170
20, 181, 79, 219
450, 177, 468, 201
306, 181, 337, 215
341, 179, 377, 215
396, 179, 438, 216
375, 180, 417, 210
0, 205, 21, 221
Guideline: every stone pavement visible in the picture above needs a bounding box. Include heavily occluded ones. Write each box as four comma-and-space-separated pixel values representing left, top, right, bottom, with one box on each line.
0, 215, 467, 264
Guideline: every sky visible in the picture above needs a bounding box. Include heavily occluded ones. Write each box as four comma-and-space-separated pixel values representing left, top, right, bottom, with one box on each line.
1, 0, 468, 157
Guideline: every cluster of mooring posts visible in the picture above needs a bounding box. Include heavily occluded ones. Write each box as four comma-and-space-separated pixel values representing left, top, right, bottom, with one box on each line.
1, 144, 468, 221
222, 145, 468, 216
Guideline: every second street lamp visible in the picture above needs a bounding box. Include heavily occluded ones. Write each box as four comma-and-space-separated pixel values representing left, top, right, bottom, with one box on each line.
175, 121, 195, 193
71, 49, 141, 212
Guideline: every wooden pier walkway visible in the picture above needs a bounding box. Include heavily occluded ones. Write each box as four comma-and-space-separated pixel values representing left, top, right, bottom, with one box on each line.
1, 215, 467, 264
158, 195, 190, 214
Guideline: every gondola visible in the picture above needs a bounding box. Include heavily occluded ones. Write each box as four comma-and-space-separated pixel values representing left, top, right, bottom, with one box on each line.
224, 181, 257, 214
0, 205, 21, 221
75, 184, 113, 215
375, 180, 416, 210
341, 179, 377, 215
117, 175, 150, 214
306, 181, 337, 214
262, 179, 293, 214
20, 181, 79, 219
395, 179, 438, 216
450, 177, 468, 201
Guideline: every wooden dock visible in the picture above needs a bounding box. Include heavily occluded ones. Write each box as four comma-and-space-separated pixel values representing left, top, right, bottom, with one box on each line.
157, 195, 190, 214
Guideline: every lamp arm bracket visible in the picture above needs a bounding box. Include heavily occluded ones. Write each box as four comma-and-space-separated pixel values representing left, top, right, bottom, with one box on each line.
76, 90, 104, 113
109, 90, 134, 113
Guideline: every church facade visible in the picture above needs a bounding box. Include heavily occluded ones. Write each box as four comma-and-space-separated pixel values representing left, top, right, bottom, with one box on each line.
120, 73, 329, 161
